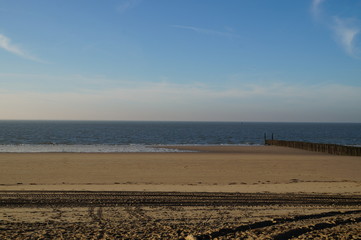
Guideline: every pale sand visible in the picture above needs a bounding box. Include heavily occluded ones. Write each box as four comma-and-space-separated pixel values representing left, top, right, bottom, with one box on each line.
0, 146, 360, 193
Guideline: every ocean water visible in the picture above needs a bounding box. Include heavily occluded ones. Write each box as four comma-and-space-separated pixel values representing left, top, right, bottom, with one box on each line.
0, 121, 360, 152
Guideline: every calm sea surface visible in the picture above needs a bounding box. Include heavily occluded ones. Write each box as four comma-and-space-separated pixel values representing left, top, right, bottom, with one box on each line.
0, 121, 360, 152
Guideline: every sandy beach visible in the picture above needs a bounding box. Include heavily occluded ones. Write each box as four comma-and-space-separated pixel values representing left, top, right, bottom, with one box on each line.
0, 146, 360, 193
0, 146, 360, 239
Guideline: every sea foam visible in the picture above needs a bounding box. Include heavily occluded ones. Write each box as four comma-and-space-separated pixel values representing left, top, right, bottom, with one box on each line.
0, 144, 187, 153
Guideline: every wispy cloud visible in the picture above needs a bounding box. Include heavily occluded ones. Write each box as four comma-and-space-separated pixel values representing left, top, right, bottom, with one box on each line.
332, 17, 360, 58
310, 0, 360, 58
0, 33, 46, 63
311, 0, 325, 18
172, 25, 240, 39
116, 0, 141, 14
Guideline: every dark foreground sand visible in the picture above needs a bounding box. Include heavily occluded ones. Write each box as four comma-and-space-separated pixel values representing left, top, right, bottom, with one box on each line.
0, 146, 360, 239
0, 191, 360, 239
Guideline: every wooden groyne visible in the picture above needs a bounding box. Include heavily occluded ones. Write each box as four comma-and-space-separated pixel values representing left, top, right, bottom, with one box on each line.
265, 140, 361, 156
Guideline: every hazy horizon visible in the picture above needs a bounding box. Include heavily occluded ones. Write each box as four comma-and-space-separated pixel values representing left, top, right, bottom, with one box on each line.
1, 0, 360, 122
0, 119, 360, 124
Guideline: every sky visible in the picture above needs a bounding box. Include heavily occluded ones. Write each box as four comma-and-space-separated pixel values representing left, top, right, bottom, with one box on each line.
0, 0, 360, 122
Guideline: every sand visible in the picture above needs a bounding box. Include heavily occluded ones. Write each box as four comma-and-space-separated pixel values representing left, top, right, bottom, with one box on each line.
0, 145, 360, 239
0, 146, 360, 193
1, 202, 360, 239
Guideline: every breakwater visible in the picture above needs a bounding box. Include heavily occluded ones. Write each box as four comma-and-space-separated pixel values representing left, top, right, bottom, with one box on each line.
265, 140, 361, 156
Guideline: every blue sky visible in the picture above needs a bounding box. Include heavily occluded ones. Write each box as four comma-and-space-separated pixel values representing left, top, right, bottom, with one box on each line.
0, 0, 360, 122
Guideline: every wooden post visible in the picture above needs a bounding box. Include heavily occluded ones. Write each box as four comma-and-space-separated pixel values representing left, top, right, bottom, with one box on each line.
264, 133, 267, 144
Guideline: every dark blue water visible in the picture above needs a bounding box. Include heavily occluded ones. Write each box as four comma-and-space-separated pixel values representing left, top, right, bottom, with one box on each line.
0, 121, 360, 147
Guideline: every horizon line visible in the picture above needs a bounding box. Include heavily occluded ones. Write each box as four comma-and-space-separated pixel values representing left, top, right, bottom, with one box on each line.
0, 119, 360, 124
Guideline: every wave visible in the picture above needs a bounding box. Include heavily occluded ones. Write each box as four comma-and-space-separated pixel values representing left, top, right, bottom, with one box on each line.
0, 144, 189, 153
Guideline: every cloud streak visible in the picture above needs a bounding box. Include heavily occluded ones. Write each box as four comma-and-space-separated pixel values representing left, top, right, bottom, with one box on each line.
311, 0, 324, 18
116, 0, 141, 14
172, 25, 240, 39
332, 17, 360, 58
310, 0, 360, 58
0, 33, 45, 63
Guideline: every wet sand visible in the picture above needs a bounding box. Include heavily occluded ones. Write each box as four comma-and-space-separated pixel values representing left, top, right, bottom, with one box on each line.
0, 146, 360, 239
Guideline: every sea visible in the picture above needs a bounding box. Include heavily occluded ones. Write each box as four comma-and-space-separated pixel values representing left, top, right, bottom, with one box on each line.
0, 121, 360, 152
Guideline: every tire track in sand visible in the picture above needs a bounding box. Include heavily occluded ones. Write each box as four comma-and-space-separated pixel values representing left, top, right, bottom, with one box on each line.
0, 191, 360, 207
193, 210, 361, 239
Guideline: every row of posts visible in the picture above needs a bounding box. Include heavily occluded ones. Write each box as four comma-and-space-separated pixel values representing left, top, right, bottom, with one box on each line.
264, 133, 274, 142
264, 137, 361, 156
